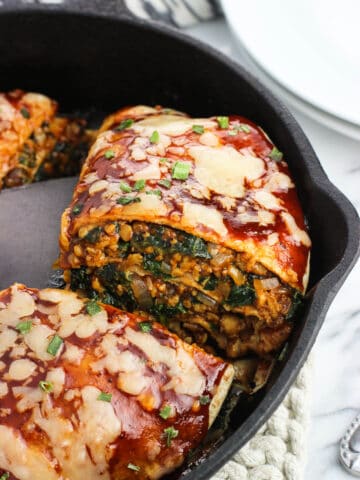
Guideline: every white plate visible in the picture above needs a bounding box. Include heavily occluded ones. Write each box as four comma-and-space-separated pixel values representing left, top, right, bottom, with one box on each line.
221, 0, 360, 137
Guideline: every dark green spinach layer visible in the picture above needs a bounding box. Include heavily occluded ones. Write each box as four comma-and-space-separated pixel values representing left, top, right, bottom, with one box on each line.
68, 221, 303, 358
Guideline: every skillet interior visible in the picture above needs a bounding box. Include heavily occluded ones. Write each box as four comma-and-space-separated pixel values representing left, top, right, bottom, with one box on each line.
0, 7, 359, 479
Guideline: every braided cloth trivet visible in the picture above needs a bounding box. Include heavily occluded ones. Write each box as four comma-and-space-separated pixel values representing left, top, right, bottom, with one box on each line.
212, 357, 313, 480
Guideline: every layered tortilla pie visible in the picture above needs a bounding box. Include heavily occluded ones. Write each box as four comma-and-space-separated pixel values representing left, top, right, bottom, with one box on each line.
0, 283, 233, 480
59, 106, 311, 366
0, 90, 90, 188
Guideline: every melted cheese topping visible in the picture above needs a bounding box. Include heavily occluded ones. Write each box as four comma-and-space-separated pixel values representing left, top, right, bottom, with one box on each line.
0, 329, 17, 356
13, 386, 43, 413
190, 145, 265, 198
0, 381, 8, 398
0, 425, 59, 480
60, 107, 311, 291
253, 190, 282, 211
0, 284, 233, 480
133, 115, 216, 136
182, 202, 227, 238
46, 368, 65, 397
265, 171, 294, 192
281, 212, 311, 247
125, 328, 206, 397
131, 159, 161, 180
24, 324, 56, 361
62, 343, 85, 365
32, 386, 122, 480
7, 359, 37, 381
0, 285, 35, 326
122, 191, 168, 217
0, 90, 56, 181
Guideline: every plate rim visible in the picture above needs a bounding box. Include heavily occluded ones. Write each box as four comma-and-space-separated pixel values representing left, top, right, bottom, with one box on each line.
220, 0, 360, 128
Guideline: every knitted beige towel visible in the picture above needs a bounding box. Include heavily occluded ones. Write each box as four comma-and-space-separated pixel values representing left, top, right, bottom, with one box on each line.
212, 358, 313, 480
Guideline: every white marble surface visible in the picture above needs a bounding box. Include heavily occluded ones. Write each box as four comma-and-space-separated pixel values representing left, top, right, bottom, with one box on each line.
186, 19, 360, 480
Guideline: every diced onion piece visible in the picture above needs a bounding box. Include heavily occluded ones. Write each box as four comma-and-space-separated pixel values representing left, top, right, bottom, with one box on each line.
228, 266, 246, 286
160, 262, 171, 275
209, 247, 232, 268
197, 292, 217, 308
131, 275, 153, 309
259, 277, 279, 289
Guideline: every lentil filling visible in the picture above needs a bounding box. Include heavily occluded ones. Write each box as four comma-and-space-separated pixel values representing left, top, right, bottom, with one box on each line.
3, 117, 91, 188
66, 221, 300, 359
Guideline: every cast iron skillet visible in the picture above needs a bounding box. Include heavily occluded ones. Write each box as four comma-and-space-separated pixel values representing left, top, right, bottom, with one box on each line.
0, 2, 359, 478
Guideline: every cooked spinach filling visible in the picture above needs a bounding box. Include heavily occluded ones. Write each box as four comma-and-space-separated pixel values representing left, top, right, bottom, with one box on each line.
18, 143, 37, 168
131, 225, 211, 259
70, 266, 93, 293
199, 275, 218, 291
84, 226, 102, 244
142, 254, 172, 279
68, 221, 302, 358
3, 118, 90, 188
225, 284, 255, 307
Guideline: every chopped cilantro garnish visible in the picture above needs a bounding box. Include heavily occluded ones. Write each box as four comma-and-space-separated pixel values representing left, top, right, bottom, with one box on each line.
0, 473, 10, 480
217, 116, 229, 129
269, 147, 283, 162
72, 203, 83, 215
85, 299, 102, 316
159, 158, 168, 164
139, 322, 152, 333
120, 181, 132, 193
228, 124, 251, 135
117, 196, 141, 205
172, 161, 190, 180
199, 395, 210, 405
192, 124, 204, 134
158, 179, 171, 189
150, 130, 160, 143
239, 124, 251, 133
134, 179, 145, 191
47, 335, 63, 356
20, 107, 30, 119
116, 118, 134, 131
105, 149, 115, 159
39, 380, 54, 393
159, 405, 172, 420
146, 189, 162, 197
15, 320, 32, 334
163, 426, 179, 447
97, 392, 112, 402
127, 463, 140, 472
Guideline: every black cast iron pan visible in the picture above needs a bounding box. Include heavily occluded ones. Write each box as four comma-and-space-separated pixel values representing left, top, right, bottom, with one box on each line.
0, 2, 359, 478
